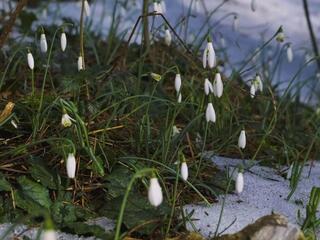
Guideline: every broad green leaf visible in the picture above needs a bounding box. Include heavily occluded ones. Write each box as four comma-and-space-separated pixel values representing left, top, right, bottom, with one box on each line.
65, 222, 113, 239
17, 176, 52, 209
13, 190, 45, 216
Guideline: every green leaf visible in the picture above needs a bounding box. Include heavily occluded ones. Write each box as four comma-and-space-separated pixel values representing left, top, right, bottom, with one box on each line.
104, 166, 133, 198
0, 173, 11, 191
13, 190, 45, 216
64, 222, 113, 239
101, 193, 170, 234
17, 176, 52, 209
28, 158, 60, 190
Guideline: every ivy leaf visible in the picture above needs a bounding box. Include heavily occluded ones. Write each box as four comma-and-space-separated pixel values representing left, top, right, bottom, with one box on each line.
17, 176, 52, 209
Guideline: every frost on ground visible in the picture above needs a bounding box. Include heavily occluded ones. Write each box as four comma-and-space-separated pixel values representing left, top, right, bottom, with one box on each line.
184, 156, 320, 238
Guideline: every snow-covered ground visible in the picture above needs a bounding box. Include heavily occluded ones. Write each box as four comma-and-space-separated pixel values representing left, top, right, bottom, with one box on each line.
184, 156, 320, 238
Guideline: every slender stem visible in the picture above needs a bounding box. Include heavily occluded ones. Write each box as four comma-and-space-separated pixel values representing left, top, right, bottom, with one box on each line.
302, 0, 320, 71
142, 0, 150, 51
194, 121, 209, 178
114, 168, 155, 240
31, 69, 34, 96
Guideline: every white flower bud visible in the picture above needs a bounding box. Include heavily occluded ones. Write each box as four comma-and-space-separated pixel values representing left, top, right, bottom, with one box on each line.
238, 130, 246, 149
250, 82, 256, 98
205, 103, 216, 123
11, 120, 18, 129
174, 74, 181, 93
287, 45, 293, 63
66, 153, 76, 179
60, 32, 67, 52
181, 162, 188, 181
61, 113, 73, 127
164, 29, 172, 46
213, 73, 223, 98
78, 56, 83, 71
172, 125, 180, 136
41, 230, 56, 240
84, 0, 91, 17
236, 172, 244, 194
255, 74, 263, 92
40, 33, 48, 53
203, 40, 216, 69
153, 2, 162, 14
204, 78, 213, 95
148, 177, 163, 207
276, 30, 285, 43
27, 52, 34, 70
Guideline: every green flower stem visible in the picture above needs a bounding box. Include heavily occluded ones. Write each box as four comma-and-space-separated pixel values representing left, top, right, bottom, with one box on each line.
194, 121, 209, 178
114, 168, 155, 240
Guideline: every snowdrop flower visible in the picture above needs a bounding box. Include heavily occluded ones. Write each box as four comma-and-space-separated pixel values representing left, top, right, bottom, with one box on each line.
204, 78, 213, 95
151, 72, 161, 81
287, 44, 293, 63
255, 74, 263, 92
61, 113, 73, 127
251, 0, 256, 12
164, 28, 172, 46
60, 32, 67, 52
40, 229, 56, 240
276, 27, 285, 43
213, 73, 223, 98
27, 51, 34, 70
181, 161, 188, 181
232, 15, 239, 32
40, 33, 48, 53
153, 1, 163, 14
66, 153, 76, 179
205, 103, 216, 123
11, 120, 18, 129
238, 130, 246, 149
202, 37, 216, 69
148, 177, 163, 207
250, 82, 256, 98
78, 56, 83, 71
236, 171, 244, 194
175, 73, 181, 93
84, 0, 91, 17
172, 125, 180, 136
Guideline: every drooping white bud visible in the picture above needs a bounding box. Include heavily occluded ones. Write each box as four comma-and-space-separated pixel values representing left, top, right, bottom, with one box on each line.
27, 52, 34, 70
204, 78, 213, 95
78, 56, 83, 71
205, 103, 216, 123
61, 113, 73, 127
175, 74, 181, 93
40, 33, 48, 53
203, 39, 216, 69
181, 162, 188, 181
276, 29, 285, 43
213, 73, 223, 98
164, 29, 172, 46
251, 0, 257, 12
66, 153, 76, 179
255, 74, 263, 92
236, 172, 244, 194
287, 44, 293, 63
172, 125, 180, 136
84, 0, 91, 17
148, 177, 163, 207
238, 130, 246, 149
60, 32, 67, 52
11, 120, 18, 129
40, 229, 56, 240
250, 82, 256, 98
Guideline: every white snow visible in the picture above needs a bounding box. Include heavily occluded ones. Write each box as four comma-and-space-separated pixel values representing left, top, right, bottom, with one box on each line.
184, 156, 320, 238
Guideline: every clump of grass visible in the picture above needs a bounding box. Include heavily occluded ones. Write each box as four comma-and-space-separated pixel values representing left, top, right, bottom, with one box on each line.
0, 0, 319, 239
